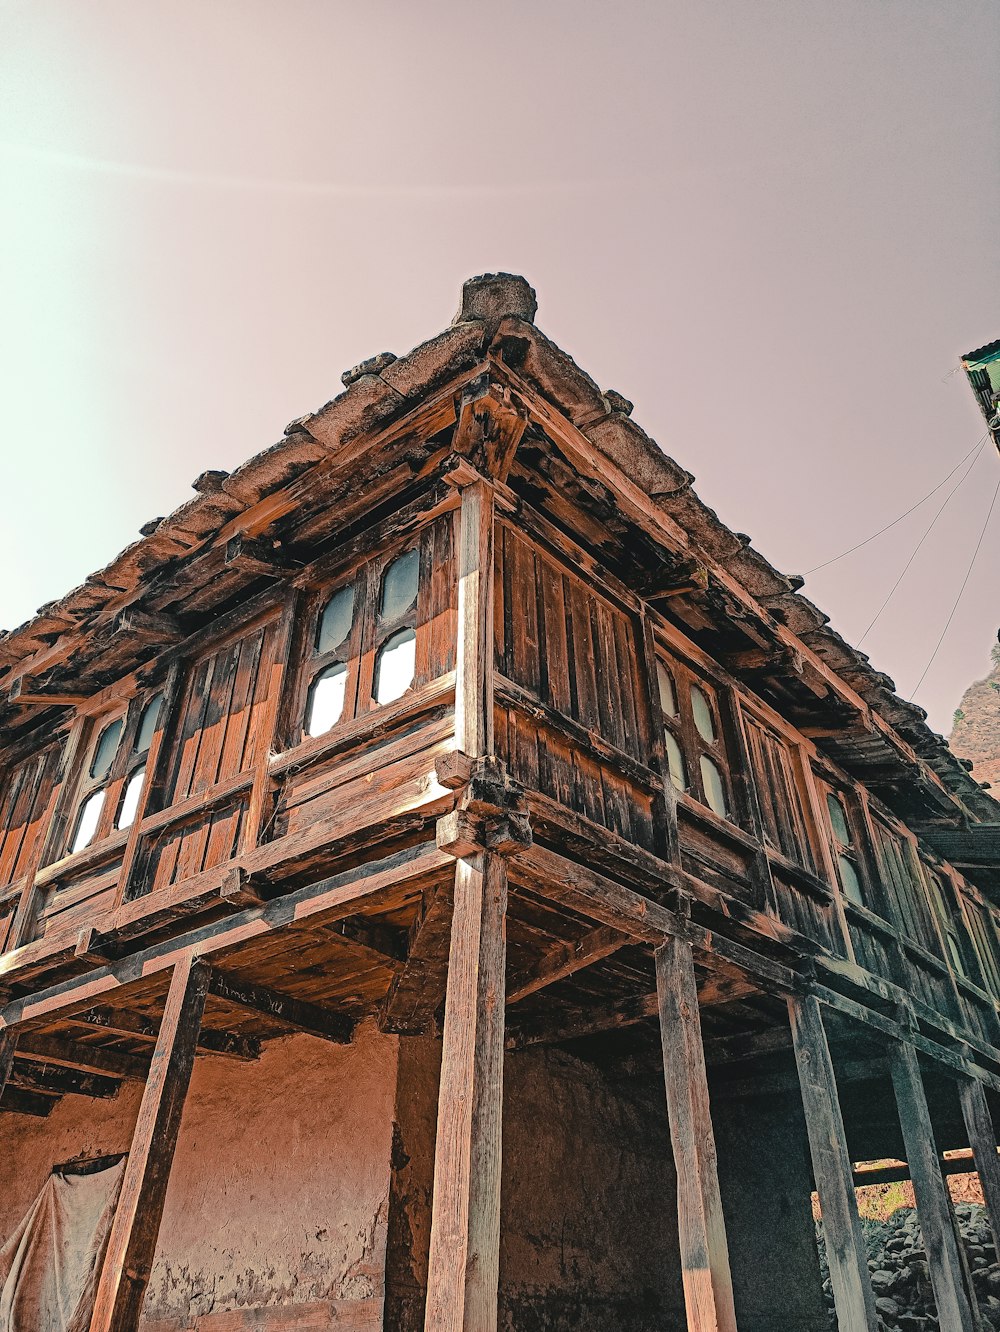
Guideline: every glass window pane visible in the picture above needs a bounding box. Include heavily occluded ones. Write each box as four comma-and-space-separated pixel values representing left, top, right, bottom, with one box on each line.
90, 718, 123, 780
691, 686, 717, 742
71, 789, 106, 854
664, 730, 687, 792
135, 694, 163, 754
656, 661, 678, 717
117, 768, 146, 830
838, 854, 864, 906
380, 549, 419, 622
700, 755, 728, 817
306, 662, 349, 737
826, 792, 851, 847
317, 586, 355, 655
375, 628, 416, 705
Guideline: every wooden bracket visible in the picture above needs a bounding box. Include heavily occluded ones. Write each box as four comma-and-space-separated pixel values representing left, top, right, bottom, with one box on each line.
110, 608, 182, 642
219, 866, 265, 910
224, 535, 300, 579
640, 558, 710, 602
8, 675, 87, 708
450, 371, 529, 482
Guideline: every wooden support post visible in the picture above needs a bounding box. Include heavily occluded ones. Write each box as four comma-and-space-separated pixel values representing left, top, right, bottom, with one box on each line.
453, 476, 494, 760
0, 1029, 16, 1096
89, 956, 210, 1332
960, 1078, 1000, 1248
891, 1041, 977, 1332
788, 994, 878, 1332
655, 934, 738, 1332
424, 852, 507, 1332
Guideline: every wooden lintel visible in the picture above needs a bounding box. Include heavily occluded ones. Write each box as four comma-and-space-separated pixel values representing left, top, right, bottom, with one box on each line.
379, 883, 455, 1035
89, 957, 210, 1332
208, 970, 355, 1045
506, 924, 628, 1005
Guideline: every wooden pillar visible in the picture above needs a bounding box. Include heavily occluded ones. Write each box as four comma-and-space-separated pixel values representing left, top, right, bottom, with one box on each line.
424, 851, 507, 1332
788, 994, 878, 1332
453, 474, 494, 760
891, 1041, 977, 1332
0, 1029, 16, 1095
655, 934, 738, 1332
89, 956, 210, 1332
960, 1078, 1000, 1248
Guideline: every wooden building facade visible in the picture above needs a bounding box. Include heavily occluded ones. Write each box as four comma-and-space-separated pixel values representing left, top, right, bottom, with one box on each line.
2, 274, 1000, 1331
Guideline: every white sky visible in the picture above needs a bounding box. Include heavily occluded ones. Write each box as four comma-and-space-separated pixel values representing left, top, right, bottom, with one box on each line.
1, 1, 998, 735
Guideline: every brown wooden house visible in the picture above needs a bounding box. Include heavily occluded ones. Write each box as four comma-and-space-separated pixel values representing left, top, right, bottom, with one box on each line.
2, 274, 1000, 1332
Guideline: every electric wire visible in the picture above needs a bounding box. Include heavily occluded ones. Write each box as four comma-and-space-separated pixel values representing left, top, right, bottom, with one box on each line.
909, 470, 1000, 699
856, 440, 988, 647
804, 432, 990, 575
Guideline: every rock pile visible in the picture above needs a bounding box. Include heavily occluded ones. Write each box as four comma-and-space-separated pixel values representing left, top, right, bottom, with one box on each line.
817, 1205, 1000, 1330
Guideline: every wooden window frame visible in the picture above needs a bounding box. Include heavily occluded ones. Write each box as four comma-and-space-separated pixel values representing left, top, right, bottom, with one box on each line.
654, 651, 735, 822
817, 780, 869, 907
298, 540, 423, 743
66, 691, 163, 855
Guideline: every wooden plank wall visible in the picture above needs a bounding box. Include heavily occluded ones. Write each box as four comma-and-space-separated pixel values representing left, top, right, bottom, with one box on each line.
494, 522, 656, 851
0, 746, 61, 949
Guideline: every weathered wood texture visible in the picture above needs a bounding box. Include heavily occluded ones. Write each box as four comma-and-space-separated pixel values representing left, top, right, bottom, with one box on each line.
960, 1078, 1000, 1249
455, 478, 494, 759
494, 522, 656, 850
425, 853, 507, 1332
655, 935, 738, 1332
891, 1041, 977, 1332
788, 994, 879, 1332
89, 957, 211, 1332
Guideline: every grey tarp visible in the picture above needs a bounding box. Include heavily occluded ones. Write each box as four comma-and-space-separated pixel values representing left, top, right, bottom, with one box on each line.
0, 1158, 126, 1332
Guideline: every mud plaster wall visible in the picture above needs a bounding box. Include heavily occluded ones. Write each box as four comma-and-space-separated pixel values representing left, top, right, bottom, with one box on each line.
0, 1019, 397, 1328
714, 1090, 829, 1332
501, 1050, 685, 1331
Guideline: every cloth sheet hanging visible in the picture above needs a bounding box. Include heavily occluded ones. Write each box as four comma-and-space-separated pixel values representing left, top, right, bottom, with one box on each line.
0, 1156, 126, 1332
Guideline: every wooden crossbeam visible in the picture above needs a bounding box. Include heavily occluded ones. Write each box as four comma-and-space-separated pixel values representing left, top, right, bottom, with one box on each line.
506, 924, 628, 1005
1, 1085, 57, 1117
506, 991, 658, 1051
207, 970, 355, 1045
16, 1031, 150, 1080
9, 1059, 121, 1099
90, 957, 210, 1332
67, 1006, 260, 1061
379, 883, 454, 1035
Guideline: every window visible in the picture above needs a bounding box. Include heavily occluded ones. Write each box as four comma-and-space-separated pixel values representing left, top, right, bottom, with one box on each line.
926, 870, 969, 979
743, 715, 816, 871
655, 655, 732, 820
965, 898, 1000, 997
870, 819, 941, 954
302, 544, 422, 740
824, 788, 865, 906
68, 692, 163, 854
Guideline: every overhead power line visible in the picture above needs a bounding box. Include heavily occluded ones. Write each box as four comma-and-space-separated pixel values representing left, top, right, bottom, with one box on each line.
804, 432, 990, 575
856, 441, 988, 647
909, 471, 1000, 699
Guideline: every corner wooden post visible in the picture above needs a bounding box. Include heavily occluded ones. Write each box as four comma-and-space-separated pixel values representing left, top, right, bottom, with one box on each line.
655, 934, 738, 1332
891, 1041, 977, 1332
453, 474, 494, 760
788, 994, 879, 1332
424, 851, 507, 1332
89, 956, 210, 1332
960, 1078, 1000, 1247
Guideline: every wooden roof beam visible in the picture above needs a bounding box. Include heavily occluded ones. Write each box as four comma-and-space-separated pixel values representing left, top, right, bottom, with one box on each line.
207, 970, 355, 1045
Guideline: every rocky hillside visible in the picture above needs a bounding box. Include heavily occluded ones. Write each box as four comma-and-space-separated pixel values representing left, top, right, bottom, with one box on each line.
950, 644, 1000, 793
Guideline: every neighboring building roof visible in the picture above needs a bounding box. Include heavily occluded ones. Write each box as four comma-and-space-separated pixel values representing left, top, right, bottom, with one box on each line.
962, 339, 1000, 447
1, 274, 996, 832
